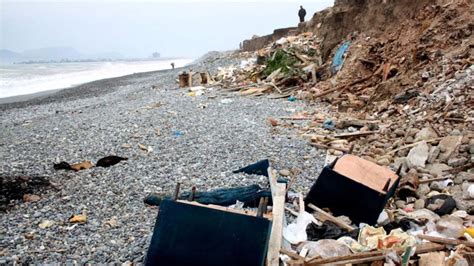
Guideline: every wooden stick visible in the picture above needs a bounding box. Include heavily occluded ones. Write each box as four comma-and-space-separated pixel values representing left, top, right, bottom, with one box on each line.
333, 131, 378, 138
418, 235, 474, 247
173, 182, 181, 200
387, 138, 443, 155
280, 249, 306, 261
306, 242, 444, 265
310, 142, 350, 153
266, 82, 283, 94
285, 207, 299, 217
279, 116, 311, 120
257, 198, 265, 217
419, 176, 450, 184
443, 162, 474, 174
298, 192, 305, 214
267, 167, 287, 266
307, 203, 354, 231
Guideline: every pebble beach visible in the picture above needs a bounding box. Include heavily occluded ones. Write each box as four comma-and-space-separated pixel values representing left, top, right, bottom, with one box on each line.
0, 55, 326, 263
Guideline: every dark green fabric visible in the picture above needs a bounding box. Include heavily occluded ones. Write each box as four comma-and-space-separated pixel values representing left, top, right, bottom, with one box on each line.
145, 200, 271, 266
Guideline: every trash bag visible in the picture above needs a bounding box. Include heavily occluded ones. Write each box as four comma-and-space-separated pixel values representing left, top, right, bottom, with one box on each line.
96, 156, 128, 167
435, 216, 464, 238
383, 218, 419, 233
233, 159, 269, 177
54, 161, 72, 170
331, 41, 350, 74
306, 220, 358, 241
425, 194, 456, 216
283, 211, 318, 244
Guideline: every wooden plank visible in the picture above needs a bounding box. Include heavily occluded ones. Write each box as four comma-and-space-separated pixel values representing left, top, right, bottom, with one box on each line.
267, 167, 286, 266
307, 203, 354, 231
387, 137, 443, 155
418, 235, 474, 247
306, 242, 444, 265
176, 200, 272, 219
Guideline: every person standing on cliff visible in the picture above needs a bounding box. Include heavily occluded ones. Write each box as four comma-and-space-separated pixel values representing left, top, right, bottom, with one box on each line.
298, 5, 306, 23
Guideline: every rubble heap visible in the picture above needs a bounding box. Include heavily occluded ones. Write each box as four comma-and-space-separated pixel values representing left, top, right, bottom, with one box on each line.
202, 0, 474, 264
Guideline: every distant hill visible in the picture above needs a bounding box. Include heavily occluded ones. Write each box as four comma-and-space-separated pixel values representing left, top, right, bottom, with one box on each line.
0, 49, 21, 64
21, 47, 86, 61
0, 47, 124, 64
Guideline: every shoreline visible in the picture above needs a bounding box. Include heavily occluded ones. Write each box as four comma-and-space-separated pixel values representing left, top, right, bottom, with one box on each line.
0, 66, 183, 110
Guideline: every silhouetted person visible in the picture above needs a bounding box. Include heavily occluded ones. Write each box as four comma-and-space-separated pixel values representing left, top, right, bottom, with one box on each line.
171, 62, 175, 69
298, 6, 306, 23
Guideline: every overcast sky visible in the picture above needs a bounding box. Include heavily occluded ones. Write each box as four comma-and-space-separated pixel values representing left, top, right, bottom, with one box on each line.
0, 0, 333, 58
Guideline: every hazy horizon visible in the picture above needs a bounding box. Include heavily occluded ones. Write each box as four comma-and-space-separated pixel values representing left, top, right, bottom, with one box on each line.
0, 0, 333, 58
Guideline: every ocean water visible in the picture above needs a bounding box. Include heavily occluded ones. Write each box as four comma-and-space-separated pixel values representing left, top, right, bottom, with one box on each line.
0, 58, 193, 98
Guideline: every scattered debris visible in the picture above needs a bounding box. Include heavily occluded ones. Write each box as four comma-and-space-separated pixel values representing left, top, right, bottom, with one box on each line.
69, 214, 87, 224
96, 156, 128, 168
38, 220, 55, 229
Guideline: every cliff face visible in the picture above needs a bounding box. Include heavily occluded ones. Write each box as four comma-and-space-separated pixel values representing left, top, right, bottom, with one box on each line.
242, 27, 298, 52
242, 0, 434, 56
301, 0, 433, 60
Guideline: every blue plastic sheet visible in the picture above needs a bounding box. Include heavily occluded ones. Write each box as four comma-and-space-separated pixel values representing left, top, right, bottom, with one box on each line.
331, 41, 351, 74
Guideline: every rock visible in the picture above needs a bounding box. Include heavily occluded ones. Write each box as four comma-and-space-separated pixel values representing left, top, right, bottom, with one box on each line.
421, 71, 430, 81
438, 136, 462, 162
377, 158, 390, 166
394, 129, 405, 137
427, 146, 440, 164
414, 199, 425, 209
268, 118, 279, 127
415, 127, 438, 141
395, 200, 406, 209
455, 172, 474, 183
450, 129, 462, 136
426, 163, 451, 177
430, 181, 444, 192
469, 139, 474, 154
468, 184, 474, 199
406, 141, 429, 168
279, 169, 291, 177
23, 194, 41, 202
39, 220, 55, 229
416, 183, 431, 198
452, 183, 474, 213
407, 128, 419, 137
447, 157, 468, 167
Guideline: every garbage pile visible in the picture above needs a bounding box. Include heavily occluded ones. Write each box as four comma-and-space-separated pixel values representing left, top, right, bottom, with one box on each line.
212, 32, 324, 99
162, 0, 472, 264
